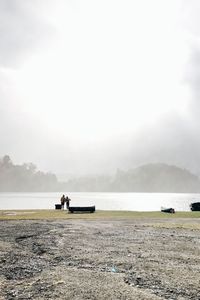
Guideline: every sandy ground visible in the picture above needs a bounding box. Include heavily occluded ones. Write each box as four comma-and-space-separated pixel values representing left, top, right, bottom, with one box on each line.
0, 218, 200, 300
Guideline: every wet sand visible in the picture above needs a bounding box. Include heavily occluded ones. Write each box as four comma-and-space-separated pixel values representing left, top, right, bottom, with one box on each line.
0, 218, 200, 299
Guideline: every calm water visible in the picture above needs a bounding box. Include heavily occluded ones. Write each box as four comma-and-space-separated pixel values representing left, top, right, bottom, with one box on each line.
0, 192, 199, 211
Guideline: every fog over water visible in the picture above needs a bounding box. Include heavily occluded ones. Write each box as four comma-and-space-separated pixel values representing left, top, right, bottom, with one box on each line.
0, 1, 200, 177
0, 192, 198, 211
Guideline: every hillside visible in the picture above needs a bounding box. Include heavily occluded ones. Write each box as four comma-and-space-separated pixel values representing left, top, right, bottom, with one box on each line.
64, 163, 200, 193
109, 163, 200, 192
1, 155, 200, 192
0, 155, 59, 192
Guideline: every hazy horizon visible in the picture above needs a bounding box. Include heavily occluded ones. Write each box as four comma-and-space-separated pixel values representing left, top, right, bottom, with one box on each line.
1, 1, 200, 177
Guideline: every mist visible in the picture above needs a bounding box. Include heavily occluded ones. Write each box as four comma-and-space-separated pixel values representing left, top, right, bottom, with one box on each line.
0, 0, 200, 179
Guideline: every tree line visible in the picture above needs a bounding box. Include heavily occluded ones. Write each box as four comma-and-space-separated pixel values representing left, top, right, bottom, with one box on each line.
0, 155, 58, 192
63, 163, 200, 193
1, 155, 200, 192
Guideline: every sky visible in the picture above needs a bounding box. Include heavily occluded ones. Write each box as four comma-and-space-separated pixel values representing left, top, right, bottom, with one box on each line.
0, 0, 200, 177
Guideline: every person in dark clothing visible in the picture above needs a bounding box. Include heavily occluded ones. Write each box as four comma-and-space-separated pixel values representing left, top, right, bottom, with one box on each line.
65, 196, 71, 209
60, 194, 65, 209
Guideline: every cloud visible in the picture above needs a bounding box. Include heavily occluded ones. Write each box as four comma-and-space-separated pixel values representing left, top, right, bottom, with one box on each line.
181, 0, 200, 38
1, 0, 200, 177
0, 0, 56, 169
185, 49, 200, 120
0, 0, 53, 68
119, 1, 200, 176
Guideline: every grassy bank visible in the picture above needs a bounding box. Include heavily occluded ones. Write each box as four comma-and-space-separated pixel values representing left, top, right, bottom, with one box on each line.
0, 209, 200, 221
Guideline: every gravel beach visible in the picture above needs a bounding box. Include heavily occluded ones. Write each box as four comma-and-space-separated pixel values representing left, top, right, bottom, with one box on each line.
0, 218, 200, 299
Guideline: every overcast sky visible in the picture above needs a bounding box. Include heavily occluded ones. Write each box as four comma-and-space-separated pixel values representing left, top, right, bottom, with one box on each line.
0, 0, 200, 176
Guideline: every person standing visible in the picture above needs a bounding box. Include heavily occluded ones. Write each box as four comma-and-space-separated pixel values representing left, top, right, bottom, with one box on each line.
65, 196, 71, 210
60, 194, 65, 209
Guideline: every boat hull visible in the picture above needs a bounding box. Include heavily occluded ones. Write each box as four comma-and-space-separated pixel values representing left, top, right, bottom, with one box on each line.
190, 202, 200, 211
161, 208, 175, 213
68, 205, 95, 213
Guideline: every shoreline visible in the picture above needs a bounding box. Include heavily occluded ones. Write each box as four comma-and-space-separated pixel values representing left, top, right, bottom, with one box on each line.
0, 209, 200, 221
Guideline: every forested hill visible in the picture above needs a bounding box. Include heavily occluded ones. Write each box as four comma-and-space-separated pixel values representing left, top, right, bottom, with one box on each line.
0, 155, 58, 192
64, 163, 200, 193
1, 155, 200, 192
108, 163, 200, 193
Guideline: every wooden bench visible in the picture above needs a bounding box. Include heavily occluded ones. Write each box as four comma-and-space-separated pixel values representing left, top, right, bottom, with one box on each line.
68, 206, 95, 213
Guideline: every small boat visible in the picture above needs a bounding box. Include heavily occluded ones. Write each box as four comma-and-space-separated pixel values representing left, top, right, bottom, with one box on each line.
161, 207, 175, 213
68, 205, 95, 213
190, 202, 200, 211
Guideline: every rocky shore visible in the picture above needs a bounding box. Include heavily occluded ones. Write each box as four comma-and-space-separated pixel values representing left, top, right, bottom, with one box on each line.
0, 218, 200, 299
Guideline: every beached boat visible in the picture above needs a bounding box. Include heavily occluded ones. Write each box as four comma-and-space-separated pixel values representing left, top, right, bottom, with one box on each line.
190, 202, 200, 211
68, 205, 95, 213
161, 207, 175, 213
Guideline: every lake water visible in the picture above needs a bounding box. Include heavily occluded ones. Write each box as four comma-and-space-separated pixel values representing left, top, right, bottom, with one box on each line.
0, 192, 199, 211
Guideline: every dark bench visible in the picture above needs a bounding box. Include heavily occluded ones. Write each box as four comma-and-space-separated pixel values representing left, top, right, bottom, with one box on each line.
68, 206, 95, 213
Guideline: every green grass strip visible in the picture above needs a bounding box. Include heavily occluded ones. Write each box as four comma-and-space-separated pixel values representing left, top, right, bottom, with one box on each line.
0, 210, 200, 220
